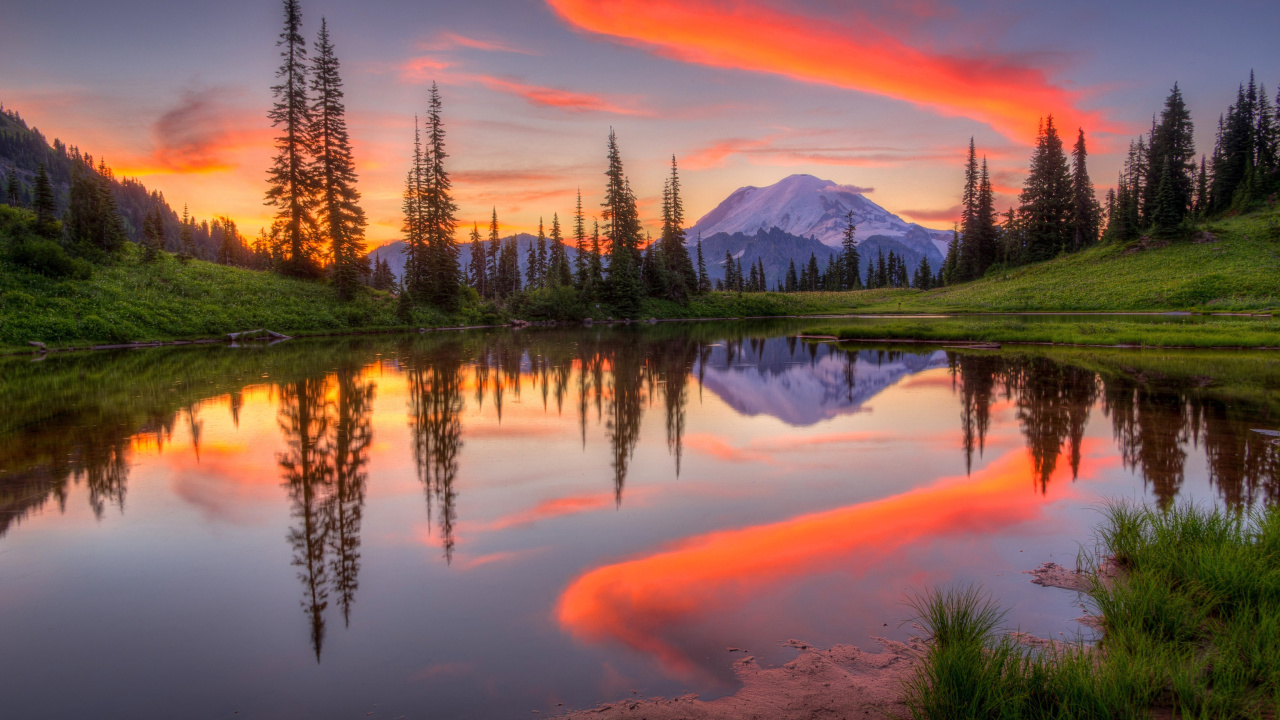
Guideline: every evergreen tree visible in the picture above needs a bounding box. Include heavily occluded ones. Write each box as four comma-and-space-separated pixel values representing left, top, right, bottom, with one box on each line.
723, 251, 735, 291
695, 237, 709, 294
549, 213, 571, 287
1194, 155, 1209, 217
807, 253, 821, 291
371, 257, 396, 291
218, 216, 240, 265
32, 163, 57, 236
875, 249, 887, 288
535, 221, 548, 287
942, 227, 960, 285
65, 163, 126, 255
1019, 116, 1074, 262
840, 211, 860, 290
487, 208, 500, 297
265, 0, 319, 278
1070, 128, 1100, 250
466, 222, 486, 294
658, 156, 696, 300
1151, 159, 1182, 236
573, 190, 587, 289
422, 83, 460, 308
601, 130, 643, 315
527, 220, 542, 288
142, 206, 164, 262
757, 258, 766, 293
309, 17, 366, 299
4, 173, 20, 207
401, 118, 429, 299
914, 256, 933, 289
973, 158, 998, 273
179, 204, 194, 257
1144, 83, 1195, 225
786, 259, 798, 292
588, 219, 603, 294
958, 138, 980, 280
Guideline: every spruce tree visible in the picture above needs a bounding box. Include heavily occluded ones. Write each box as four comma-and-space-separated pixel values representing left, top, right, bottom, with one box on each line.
549, 213, 571, 287
695, 237, 709, 294
65, 163, 126, 256
535, 221, 548, 286
958, 138, 980, 280
807, 253, 821, 291
179, 204, 194, 257
401, 118, 429, 299
142, 207, 164, 262
1145, 83, 1195, 225
4, 173, 20, 207
588, 219, 603, 294
658, 156, 696, 300
1194, 155, 1209, 217
974, 158, 998, 273
875, 249, 887, 288
601, 130, 643, 315
466, 222, 485, 293
1151, 159, 1182, 236
942, 227, 960, 285
840, 211, 860, 289
573, 190, 587, 289
265, 0, 319, 278
1070, 128, 1100, 250
527, 221, 541, 288
487, 208, 500, 297
310, 17, 366, 299
1019, 116, 1074, 262
32, 163, 57, 236
422, 83, 459, 308
786, 259, 798, 292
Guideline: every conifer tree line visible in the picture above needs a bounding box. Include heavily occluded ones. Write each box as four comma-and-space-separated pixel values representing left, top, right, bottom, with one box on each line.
1, 107, 258, 270
939, 73, 1280, 287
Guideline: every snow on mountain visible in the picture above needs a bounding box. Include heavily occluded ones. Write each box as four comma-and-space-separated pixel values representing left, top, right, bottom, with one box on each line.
696, 338, 949, 426
686, 174, 951, 259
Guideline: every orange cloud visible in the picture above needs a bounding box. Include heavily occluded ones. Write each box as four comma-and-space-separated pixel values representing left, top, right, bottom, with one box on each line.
114, 89, 269, 176
471, 75, 652, 116
900, 205, 963, 223
556, 445, 1116, 679
684, 133, 968, 170
545, 0, 1109, 140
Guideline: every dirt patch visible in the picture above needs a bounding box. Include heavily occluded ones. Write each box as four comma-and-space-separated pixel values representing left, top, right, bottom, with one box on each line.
558, 638, 923, 719
1024, 558, 1123, 593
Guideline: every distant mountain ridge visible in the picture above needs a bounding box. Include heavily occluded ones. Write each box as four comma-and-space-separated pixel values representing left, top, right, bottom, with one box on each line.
687, 174, 951, 259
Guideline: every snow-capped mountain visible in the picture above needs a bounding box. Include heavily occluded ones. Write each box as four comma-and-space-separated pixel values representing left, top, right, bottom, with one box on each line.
696, 338, 949, 426
686, 174, 951, 258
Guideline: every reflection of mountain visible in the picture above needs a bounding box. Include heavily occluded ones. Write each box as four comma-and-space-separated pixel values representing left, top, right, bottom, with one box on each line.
695, 340, 948, 426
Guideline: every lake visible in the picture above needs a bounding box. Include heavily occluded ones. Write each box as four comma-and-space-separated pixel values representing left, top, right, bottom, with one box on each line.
2, 320, 1277, 719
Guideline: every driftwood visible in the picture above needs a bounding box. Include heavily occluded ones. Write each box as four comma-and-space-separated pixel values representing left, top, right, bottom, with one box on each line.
226, 329, 292, 342
28, 340, 47, 351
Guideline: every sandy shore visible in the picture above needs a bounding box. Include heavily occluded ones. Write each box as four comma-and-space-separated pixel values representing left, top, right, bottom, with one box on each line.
559, 637, 924, 720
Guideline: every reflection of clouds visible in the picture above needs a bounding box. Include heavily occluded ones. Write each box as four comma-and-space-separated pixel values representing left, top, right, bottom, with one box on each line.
696, 342, 947, 426
556, 443, 1118, 683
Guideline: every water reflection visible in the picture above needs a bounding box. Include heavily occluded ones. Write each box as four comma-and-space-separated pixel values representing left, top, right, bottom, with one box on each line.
1, 327, 1278, 685
277, 364, 375, 660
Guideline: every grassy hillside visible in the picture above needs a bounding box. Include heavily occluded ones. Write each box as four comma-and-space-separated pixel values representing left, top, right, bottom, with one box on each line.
3, 204, 1278, 349
659, 207, 1280, 317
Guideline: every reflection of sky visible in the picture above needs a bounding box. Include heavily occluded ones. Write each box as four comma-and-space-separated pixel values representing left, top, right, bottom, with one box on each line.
0, 346, 1246, 718
696, 341, 948, 425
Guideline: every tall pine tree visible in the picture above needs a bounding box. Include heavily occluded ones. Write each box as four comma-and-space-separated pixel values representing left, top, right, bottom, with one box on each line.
1019, 116, 1074, 262
265, 0, 319, 278
601, 130, 643, 315
1070, 128, 1100, 250
422, 83, 459, 308
310, 18, 366, 299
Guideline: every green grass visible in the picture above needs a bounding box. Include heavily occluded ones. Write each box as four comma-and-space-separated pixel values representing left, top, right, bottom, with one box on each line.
0, 240, 503, 350
805, 316, 1280, 348
906, 502, 1280, 719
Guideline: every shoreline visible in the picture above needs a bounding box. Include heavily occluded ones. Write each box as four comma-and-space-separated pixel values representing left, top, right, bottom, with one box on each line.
5, 310, 1277, 357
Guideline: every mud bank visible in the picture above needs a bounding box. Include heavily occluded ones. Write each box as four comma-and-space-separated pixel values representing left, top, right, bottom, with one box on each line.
559, 638, 922, 720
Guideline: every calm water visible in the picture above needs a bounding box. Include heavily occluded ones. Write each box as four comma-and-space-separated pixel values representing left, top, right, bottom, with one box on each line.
2, 321, 1278, 719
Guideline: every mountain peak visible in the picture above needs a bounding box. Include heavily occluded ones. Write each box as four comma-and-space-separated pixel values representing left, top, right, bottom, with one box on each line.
687, 175, 948, 253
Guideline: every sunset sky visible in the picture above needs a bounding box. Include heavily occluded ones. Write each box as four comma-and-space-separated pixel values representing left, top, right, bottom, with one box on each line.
2, 0, 1275, 248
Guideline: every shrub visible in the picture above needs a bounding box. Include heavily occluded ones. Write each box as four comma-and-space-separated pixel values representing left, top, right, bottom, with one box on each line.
7, 237, 92, 279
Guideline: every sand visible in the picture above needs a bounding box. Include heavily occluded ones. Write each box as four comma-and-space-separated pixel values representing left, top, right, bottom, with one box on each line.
559, 638, 923, 719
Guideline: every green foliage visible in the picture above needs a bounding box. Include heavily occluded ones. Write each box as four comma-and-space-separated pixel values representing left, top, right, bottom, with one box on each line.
905, 503, 1280, 719
7, 236, 92, 280
813, 316, 1280, 349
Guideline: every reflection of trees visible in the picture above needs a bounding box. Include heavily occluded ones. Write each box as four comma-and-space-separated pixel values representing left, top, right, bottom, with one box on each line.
607, 336, 646, 506
278, 378, 333, 662
406, 343, 464, 564
277, 366, 376, 661
946, 350, 1279, 509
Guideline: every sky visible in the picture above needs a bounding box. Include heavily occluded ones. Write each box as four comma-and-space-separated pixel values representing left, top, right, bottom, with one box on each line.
2, 0, 1277, 248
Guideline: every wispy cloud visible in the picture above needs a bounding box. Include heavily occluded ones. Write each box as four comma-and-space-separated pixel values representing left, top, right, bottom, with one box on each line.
545, 0, 1113, 140
424, 31, 537, 56
114, 88, 267, 176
